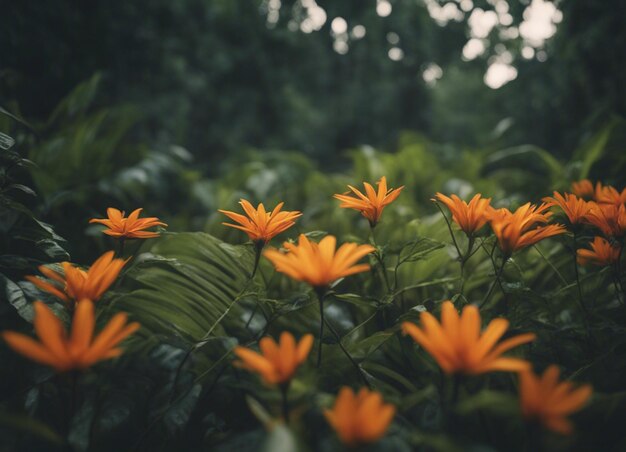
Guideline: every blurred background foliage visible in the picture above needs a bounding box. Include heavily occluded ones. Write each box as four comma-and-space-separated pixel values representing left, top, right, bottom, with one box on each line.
1, 0, 626, 450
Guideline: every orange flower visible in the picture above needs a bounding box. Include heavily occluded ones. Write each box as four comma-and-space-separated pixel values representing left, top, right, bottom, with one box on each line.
334, 176, 404, 227
488, 203, 567, 255
26, 251, 126, 307
324, 387, 396, 446
433, 193, 493, 235
402, 301, 535, 375
584, 202, 626, 237
520, 365, 592, 435
233, 332, 313, 385
542, 192, 593, 226
263, 234, 374, 289
90, 208, 167, 239
218, 199, 302, 244
571, 179, 594, 199
577, 236, 620, 266
2, 299, 139, 372
594, 182, 626, 206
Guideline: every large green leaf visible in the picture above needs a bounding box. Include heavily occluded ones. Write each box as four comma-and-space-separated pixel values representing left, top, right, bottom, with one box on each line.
113, 232, 258, 342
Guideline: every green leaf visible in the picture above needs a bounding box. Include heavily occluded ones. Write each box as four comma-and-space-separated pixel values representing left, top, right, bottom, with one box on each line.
262, 424, 300, 452
0, 411, 64, 445
456, 390, 518, 416
0, 274, 33, 321
574, 120, 616, 179
114, 232, 257, 342
483, 145, 563, 182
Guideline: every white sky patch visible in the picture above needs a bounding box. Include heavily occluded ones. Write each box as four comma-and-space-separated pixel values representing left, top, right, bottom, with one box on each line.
386, 32, 400, 45
351, 25, 366, 39
468, 8, 498, 38
424, 1, 464, 26
499, 27, 519, 40
423, 63, 443, 86
265, 0, 281, 26
333, 40, 349, 55
462, 38, 486, 61
388, 47, 404, 61
521, 46, 535, 59
331, 17, 348, 35
376, 0, 392, 17
484, 61, 517, 89
459, 0, 473, 13
519, 0, 561, 47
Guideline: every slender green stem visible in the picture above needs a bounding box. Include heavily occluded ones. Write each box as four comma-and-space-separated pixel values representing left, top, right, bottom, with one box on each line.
316, 289, 326, 368
280, 382, 290, 423
572, 232, 585, 309
118, 238, 125, 257
571, 232, 592, 339
435, 202, 463, 262
479, 243, 507, 309
369, 226, 391, 293
251, 240, 264, 278
244, 241, 266, 329
324, 317, 371, 388
533, 244, 567, 285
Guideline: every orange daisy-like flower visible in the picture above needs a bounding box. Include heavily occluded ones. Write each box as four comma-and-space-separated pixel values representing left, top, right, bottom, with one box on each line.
571, 179, 594, 200
433, 193, 493, 235
233, 332, 314, 385
488, 203, 567, 255
401, 301, 535, 375
594, 182, 626, 206
584, 202, 626, 238
89, 208, 167, 239
2, 299, 139, 372
577, 236, 621, 266
333, 176, 404, 227
218, 199, 302, 244
26, 251, 126, 307
263, 234, 374, 289
520, 365, 592, 435
542, 192, 593, 226
324, 387, 396, 447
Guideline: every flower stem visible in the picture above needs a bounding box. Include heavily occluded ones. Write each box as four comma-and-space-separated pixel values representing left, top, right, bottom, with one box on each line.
435, 202, 463, 262
118, 238, 125, 258
279, 382, 290, 423
571, 233, 592, 339
479, 243, 507, 310
316, 288, 326, 368
323, 316, 371, 388
369, 226, 391, 293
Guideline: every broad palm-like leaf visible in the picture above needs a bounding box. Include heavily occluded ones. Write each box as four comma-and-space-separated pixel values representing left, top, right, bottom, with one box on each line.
113, 232, 258, 342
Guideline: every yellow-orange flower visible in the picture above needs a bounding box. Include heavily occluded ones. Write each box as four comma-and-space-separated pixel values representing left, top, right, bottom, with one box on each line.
324, 387, 396, 446
263, 234, 375, 289
402, 301, 535, 375
2, 299, 139, 372
233, 332, 313, 385
594, 182, 626, 206
577, 236, 620, 266
488, 203, 567, 255
218, 199, 302, 244
542, 192, 593, 226
520, 365, 592, 435
571, 179, 594, 199
433, 193, 493, 235
334, 176, 404, 227
584, 202, 626, 238
26, 251, 126, 307
89, 208, 167, 239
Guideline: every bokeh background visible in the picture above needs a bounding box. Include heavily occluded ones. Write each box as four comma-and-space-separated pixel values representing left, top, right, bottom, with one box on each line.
2, 2, 626, 450
2, 0, 625, 257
